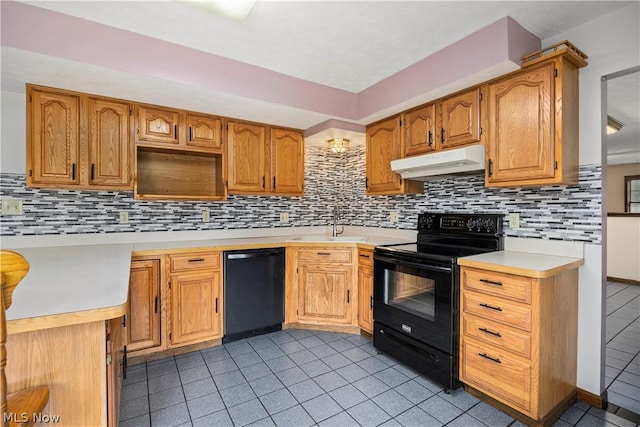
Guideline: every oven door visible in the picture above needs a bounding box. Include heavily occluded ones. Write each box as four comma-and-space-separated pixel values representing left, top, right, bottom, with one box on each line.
373, 250, 458, 354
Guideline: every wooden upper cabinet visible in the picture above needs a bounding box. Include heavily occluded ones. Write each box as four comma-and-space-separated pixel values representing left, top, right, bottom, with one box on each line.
227, 121, 267, 194
27, 85, 133, 191
135, 105, 179, 146
487, 64, 553, 184
135, 105, 223, 154
440, 86, 484, 149
270, 128, 304, 195
88, 98, 132, 187
227, 125, 305, 196
486, 48, 583, 187
186, 113, 223, 152
402, 103, 437, 156
367, 116, 401, 194
27, 88, 80, 186
366, 116, 422, 195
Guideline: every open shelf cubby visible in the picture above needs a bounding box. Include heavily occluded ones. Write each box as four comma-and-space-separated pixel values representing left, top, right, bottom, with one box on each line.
135, 147, 226, 201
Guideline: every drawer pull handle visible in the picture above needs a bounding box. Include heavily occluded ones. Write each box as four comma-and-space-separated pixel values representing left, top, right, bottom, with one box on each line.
479, 278, 503, 286
188, 258, 205, 262
479, 303, 502, 312
317, 252, 331, 256
479, 327, 502, 337
359, 254, 371, 259
478, 353, 501, 364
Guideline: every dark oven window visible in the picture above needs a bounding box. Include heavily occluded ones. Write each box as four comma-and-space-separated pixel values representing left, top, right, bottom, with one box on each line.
384, 269, 435, 321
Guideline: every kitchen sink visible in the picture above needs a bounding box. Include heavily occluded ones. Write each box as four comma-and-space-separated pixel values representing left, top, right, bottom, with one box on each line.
286, 235, 367, 242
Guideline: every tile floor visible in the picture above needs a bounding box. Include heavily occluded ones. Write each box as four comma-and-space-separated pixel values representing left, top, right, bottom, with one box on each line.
119, 328, 637, 427
606, 281, 640, 415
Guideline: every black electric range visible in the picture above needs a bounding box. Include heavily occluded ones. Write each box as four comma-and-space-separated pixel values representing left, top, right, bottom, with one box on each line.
372, 212, 504, 391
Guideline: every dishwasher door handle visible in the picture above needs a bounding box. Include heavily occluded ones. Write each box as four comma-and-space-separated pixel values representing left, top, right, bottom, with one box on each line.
226, 250, 284, 260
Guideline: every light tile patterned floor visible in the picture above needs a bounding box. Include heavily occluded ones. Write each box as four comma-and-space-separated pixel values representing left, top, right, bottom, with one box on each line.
606, 281, 640, 415
119, 328, 636, 427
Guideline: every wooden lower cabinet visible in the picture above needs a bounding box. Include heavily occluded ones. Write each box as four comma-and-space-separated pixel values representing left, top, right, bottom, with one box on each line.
168, 252, 223, 347
459, 266, 579, 424
6, 319, 125, 426
287, 247, 358, 330
357, 249, 374, 334
128, 258, 161, 352
106, 316, 126, 426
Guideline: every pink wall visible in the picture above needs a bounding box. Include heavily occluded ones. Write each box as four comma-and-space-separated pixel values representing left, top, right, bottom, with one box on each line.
1, 2, 540, 133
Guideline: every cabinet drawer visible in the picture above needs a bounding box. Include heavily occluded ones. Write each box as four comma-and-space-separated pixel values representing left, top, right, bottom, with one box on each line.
462, 291, 532, 332
170, 253, 220, 272
357, 249, 373, 267
298, 249, 353, 263
462, 268, 532, 304
462, 313, 531, 359
461, 337, 531, 413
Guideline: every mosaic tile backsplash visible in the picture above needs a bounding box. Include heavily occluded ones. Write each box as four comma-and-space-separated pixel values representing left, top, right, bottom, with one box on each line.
0, 146, 602, 243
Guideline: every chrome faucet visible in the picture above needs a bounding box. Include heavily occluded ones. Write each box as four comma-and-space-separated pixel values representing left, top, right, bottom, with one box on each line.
332, 205, 344, 237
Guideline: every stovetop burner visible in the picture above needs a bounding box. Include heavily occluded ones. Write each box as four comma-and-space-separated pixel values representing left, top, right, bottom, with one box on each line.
375, 212, 504, 263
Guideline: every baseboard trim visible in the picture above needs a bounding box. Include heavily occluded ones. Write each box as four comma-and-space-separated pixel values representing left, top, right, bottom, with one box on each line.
283, 322, 360, 334
607, 276, 640, 286
577, 388, 607, 409
464, 385, 577, 426
128, 338, 222, 365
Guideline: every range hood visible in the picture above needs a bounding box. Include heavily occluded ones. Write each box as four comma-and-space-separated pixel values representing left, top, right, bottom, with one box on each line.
390, 144, 485, 181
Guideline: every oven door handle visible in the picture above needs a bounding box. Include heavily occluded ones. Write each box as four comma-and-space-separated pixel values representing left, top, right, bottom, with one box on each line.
374, 255, 453, 273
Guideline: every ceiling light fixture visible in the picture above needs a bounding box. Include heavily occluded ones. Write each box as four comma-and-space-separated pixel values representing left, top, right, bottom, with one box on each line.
607, 115, 624, 135
328, 138, 349, 154
177, 0, 256, 23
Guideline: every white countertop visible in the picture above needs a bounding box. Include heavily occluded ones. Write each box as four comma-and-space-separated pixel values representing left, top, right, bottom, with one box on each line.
458, 250, 584, 278
6, 244, 133, 333
2, 227, 414, 332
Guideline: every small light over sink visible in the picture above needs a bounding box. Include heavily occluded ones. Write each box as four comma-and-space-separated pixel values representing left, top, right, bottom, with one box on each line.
286, 235, 367, 242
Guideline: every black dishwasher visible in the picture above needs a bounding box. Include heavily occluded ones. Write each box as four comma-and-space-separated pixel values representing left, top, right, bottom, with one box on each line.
223, 247, 285, 343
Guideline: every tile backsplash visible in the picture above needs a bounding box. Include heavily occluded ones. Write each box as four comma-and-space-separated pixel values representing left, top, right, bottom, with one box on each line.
0, 146, 602, 243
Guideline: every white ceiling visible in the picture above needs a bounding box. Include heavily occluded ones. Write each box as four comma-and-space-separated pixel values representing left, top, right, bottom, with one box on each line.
2, 1, 636, 157
607, 70, 640, 165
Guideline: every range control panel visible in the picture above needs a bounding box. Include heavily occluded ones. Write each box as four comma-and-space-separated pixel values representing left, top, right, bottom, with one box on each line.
418, 213, 503, 235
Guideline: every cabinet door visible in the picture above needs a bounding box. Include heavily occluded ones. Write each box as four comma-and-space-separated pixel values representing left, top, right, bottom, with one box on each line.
170, 271, 221, 345
106, 316, 126, 427
128, 259, 161, 352
227, 121, 267, 193
88, 98, 132, 188
403, 103, 437, 156
366, 116, 402, 194
441, 87, 483, 149
28, 88, 80, 186
486, 63, 554, 185
186, 113, 223, 152
271, 128, 304, 195
357, 264, 373, 333
298, 263, 353, 324
136, 105, 180, 145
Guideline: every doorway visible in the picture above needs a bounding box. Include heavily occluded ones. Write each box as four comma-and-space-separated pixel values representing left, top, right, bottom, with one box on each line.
603, 67, 640, 417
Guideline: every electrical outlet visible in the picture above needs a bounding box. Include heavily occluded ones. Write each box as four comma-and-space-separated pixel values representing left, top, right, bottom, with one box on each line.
509, 213, 520, 229
1, 198, 23, 216
389, 211, 399, 223
280, 212, 290, 223
202, 209, 210, 223
119, 211, 129, 224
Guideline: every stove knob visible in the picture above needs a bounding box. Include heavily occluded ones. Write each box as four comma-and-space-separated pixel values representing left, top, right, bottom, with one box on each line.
466, 219, 476, 230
